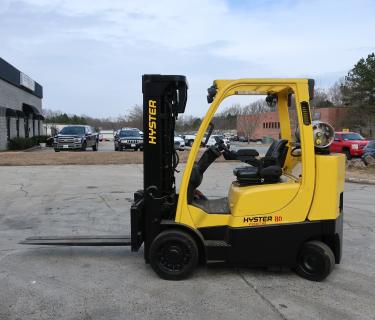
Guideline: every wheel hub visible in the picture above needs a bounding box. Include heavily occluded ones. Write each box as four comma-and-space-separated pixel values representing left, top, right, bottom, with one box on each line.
165, 246, 183, 264
158, 242, 190, 272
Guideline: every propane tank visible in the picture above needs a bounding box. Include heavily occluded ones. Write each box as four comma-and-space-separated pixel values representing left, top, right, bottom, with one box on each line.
312, 121, 335, 148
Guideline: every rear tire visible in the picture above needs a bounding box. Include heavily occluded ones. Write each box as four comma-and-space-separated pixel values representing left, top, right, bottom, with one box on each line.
343, 148, 352, 160
295, 240, 335, 281
149, 229, 199, 280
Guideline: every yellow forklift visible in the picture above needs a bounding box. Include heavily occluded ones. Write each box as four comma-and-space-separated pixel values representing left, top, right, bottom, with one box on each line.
22, 75, 345, 281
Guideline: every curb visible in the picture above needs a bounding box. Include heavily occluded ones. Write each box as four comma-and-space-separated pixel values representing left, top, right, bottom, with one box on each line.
22, 146, 42, 152
345, 177, 375, 185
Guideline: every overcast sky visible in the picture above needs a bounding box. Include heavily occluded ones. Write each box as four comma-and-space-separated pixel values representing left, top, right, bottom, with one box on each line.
1, 0, 374, 118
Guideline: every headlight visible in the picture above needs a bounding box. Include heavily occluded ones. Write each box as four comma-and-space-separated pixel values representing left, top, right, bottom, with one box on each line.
53, 138, 58, 143
74, 138, 81, 143
351, 144, 358, 150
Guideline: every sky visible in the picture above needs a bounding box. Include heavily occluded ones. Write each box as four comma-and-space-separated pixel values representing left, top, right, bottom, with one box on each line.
1, 0, 374, 118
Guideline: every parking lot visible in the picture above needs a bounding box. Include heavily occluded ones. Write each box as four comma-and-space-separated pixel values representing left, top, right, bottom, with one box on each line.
0, 163, 374, 320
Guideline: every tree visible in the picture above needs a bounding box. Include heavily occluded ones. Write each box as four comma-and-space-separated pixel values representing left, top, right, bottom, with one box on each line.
340, 52, 375, 134
310, 88, 334, 108
212, 104, 242, 130
237, 100, 269, 140
328, 81, 343, 106
126, 105, 143, 129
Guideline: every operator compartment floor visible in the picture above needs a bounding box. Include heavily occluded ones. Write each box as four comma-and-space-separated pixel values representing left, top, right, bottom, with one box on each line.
192, 197, 230, 214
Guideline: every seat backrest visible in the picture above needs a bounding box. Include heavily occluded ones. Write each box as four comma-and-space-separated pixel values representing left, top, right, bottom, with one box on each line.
265, 140, 278, 157
267, 139, 288, 167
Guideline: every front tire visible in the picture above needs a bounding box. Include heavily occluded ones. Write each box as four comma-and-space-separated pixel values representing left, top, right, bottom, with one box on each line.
92, 141, 98, 151
149, 229, 199, 280
81, 141, 87, 151
295, 240, 335, 281
343, 148, 352, 160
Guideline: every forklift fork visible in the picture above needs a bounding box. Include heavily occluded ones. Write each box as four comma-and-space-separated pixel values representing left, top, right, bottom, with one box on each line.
20, 235, 132, 246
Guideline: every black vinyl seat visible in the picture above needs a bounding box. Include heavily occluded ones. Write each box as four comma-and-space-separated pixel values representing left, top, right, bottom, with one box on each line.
234, 140, 288, 185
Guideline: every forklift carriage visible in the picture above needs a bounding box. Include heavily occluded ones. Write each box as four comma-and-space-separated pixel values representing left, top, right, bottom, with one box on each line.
22, 75, 344, 281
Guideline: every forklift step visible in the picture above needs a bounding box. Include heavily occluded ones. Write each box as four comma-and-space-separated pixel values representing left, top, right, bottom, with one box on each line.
205, 240, 231, 247
205, 240, 231, 261
20, 235, 132, 246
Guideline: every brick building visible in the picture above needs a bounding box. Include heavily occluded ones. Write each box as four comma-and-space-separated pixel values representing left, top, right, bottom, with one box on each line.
237, 107, 348, 140
0, 58, 44, 150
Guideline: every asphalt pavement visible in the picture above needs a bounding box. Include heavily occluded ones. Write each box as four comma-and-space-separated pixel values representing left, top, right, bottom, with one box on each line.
97, 141, 270, 154
0, 164, 374, 320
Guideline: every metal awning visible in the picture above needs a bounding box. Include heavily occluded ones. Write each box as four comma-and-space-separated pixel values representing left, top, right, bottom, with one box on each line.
16, 110, 25, 117
5, 108, 17, 117
33, 114, 45, 120
22, 103, 40, 115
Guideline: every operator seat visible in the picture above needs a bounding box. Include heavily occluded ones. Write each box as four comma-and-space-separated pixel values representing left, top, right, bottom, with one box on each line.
233, 139, 288, 185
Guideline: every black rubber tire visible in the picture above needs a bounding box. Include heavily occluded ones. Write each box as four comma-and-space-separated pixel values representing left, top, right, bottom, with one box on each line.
92, 141, 98, 151
149, 229, 199, 280
81, 142, 87, 151
54, 148, 60, 152
114, 145, 118, 151
343, 149, 352, 160
295, 240, 335, 281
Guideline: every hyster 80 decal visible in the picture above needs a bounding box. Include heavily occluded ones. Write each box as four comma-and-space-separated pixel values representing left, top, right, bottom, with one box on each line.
243, 215, 282, 225
148, 100, 157, 144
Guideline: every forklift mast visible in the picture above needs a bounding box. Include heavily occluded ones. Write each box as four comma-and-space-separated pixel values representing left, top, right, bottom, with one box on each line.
131, 74, 188, 258
142, 74, 188, 195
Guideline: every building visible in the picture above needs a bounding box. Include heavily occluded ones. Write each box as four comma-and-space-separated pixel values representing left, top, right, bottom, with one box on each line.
0, 58, 44, 150
237, 107, 348, 141
42, 123, 68, 136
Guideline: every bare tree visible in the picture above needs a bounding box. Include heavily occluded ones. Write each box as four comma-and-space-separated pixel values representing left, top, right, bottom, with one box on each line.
328, 81, 344, 106
126, 105, 143, 129
311, 88, 333, 108
237, 100, 269, 140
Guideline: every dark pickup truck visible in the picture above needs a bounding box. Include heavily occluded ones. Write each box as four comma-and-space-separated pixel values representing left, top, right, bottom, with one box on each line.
53, 125, 99, 152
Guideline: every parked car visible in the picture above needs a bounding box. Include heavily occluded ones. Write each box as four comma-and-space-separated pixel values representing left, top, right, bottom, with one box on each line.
362, 140, 375, 164
100, 130, 115, 141
114, 128, 143, 151
205, 134, 230, 149
174, 136, 185, 151
183, 134, 196, 147
53, 125, 98, 152
238, 136, 248, 142
329, 131, 369, 159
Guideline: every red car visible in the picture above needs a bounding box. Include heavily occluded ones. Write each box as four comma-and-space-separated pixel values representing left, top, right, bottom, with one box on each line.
329, 131, 369, 159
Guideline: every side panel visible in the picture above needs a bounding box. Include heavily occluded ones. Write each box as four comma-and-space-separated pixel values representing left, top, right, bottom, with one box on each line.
308, 154, 346, 220
228, 181, 300, 216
